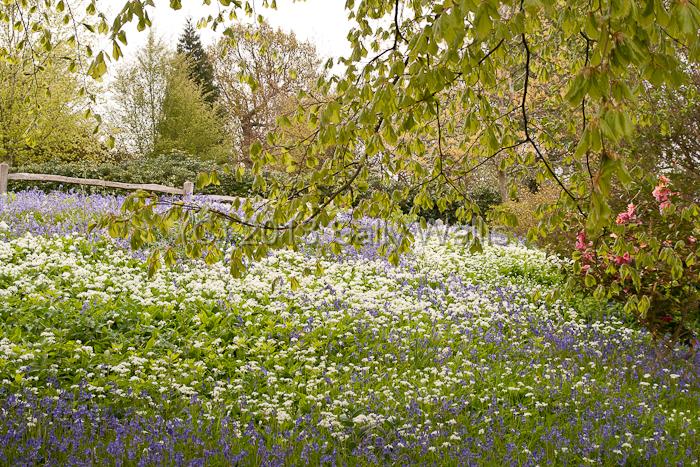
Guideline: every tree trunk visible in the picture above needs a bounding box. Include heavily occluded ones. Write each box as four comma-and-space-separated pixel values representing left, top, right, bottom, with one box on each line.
241, 117, 255, 167
497, 169, 508, 201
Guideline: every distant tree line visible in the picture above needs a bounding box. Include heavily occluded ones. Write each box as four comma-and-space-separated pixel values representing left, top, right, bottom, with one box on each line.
0, 4, 321, 168
109, 19, 321, 165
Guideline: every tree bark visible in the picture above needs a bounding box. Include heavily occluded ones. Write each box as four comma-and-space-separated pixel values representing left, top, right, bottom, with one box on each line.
498, 169, 508, 201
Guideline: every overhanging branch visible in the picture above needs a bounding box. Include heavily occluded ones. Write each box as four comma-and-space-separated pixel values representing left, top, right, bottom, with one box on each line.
520, 32, 585, 216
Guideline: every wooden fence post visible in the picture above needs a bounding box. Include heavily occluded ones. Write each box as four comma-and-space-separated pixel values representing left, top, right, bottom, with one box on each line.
0, 163, 8, 195
183, 181, 194, 201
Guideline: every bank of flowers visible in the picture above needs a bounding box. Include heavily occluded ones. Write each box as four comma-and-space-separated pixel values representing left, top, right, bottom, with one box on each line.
0, 190, 698, 465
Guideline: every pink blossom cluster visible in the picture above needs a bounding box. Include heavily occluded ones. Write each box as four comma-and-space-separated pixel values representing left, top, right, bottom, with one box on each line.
615, 203, 637, 225
575, 231, 589, 251
576, 228, 632, 273
652, 175, 675, 212
575, 232, 593, 272
612, 251, 631, 265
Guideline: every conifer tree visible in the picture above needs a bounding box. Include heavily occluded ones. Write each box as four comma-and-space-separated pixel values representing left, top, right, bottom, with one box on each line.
176, 19, 218, 105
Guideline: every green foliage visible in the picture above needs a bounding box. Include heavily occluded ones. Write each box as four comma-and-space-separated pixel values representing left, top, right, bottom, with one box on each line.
633, 68, 700, 198
108, 0, 699, 280
388, 183, 502, 224
0, 4, 104, 165
110, 33, 230, 160
155, 57, 231, 161
4, 1, 700, 297
110, 32, 170, 156
1, 122, 108, 165
571, 175, 700, 346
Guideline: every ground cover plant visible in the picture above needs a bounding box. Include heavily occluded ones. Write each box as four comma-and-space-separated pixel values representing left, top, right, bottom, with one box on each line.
0, 190, 699, 465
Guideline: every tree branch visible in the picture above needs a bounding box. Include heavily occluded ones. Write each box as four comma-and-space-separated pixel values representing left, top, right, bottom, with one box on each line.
520, 32, 584, 216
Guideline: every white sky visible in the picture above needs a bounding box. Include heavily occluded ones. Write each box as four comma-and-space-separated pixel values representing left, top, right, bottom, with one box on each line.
115, 0, 352, 66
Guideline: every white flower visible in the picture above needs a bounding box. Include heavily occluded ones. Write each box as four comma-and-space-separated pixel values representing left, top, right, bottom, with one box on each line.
353, 414, 369, 425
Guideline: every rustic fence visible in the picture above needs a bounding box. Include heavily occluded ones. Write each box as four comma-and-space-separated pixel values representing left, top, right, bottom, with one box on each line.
0, 162, 241, 203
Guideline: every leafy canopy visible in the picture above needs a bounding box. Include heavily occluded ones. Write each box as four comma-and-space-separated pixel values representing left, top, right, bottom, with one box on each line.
156, 55, 231, 160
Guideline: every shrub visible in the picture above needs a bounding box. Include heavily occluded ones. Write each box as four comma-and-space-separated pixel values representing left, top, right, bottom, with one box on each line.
495, 184, 561, 239
573, 175, 700, 348
14, 132, 110, 164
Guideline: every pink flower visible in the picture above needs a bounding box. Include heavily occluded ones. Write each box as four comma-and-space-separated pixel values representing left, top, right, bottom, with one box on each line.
615, 214, 628, 224
613, 252, 631, 265
653, 176, 676, 208
689, 236, 697, 244
581, 264, 591, 273
575, 231, 587, 251
615, 203, 637, 225
653, 185, 672, 203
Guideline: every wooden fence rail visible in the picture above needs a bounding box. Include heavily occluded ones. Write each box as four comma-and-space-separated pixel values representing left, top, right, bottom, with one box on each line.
0, 162, 242, 203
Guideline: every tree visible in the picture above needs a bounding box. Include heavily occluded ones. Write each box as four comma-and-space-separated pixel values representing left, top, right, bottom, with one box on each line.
155, 56, 230, 160
0, 3, 105, 166
177, 19, 219, 105
109, 32, 170, 155
109, 31, 229, 160
210, 21, 321, 165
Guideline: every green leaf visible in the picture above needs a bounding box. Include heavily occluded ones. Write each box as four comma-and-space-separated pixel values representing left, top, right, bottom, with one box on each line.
87, 51, 107, 79
584, 273, 597, 287
322, 101, 341, 125
638, 295, 650, 316
250, 141, 262, 158
195, 172, 210, 189
474, 7, 492, 39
